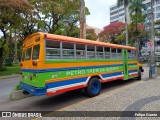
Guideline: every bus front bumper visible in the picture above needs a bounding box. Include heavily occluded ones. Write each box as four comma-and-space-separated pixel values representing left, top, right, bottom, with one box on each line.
20, 82, 46, 96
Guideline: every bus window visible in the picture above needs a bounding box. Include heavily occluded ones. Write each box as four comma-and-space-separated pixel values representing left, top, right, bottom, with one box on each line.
25, 48, 32, 60
87, 45, 95, 59
62, 42, 74, 59
105, 47, 111, 59
97, 46, 104, 59
45, 40, 60, 59
76, 44, 86, 59
32, 44, 40, 60
117, 49, 122, 59
128, 50, 137, 59
111, 48, 117, 59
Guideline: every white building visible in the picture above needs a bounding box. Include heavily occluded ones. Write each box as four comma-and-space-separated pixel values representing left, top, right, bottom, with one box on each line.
110, 0, 160, 46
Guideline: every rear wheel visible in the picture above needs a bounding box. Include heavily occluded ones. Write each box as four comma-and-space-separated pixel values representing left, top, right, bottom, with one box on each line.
85, 77, 101, 97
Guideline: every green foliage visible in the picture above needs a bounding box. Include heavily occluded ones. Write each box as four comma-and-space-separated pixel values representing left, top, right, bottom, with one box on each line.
1, 67, 8, 71
129, 0, 147, 14
15, 84, 22, 90
116, 35, 125, 43
130, 13, 146, 24
86, 29, 97, 40
154, 20, 160, 37
0, 64, 20, 76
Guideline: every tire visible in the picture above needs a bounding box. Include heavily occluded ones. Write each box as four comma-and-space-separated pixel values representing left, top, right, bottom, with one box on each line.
137, 69, 142, 80
85, 77, 101, 97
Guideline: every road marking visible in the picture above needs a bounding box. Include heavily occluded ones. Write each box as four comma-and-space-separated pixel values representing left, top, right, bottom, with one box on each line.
33, 80, 144, 120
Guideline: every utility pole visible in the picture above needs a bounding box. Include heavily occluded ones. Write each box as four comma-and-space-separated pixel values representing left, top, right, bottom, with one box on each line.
149, 0, 156, 78
124, 3, 129, 45
80, 0, 86, 39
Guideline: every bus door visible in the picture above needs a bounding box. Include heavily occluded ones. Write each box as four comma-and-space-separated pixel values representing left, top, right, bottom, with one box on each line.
123, 49, 129, 80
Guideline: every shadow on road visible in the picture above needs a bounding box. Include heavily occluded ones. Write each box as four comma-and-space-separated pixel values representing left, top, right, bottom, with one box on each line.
31, 79, 139, 111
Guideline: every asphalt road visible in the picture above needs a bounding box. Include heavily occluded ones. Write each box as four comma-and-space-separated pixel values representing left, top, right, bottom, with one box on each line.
0, 77, 20, 102
0, 66, 150, 112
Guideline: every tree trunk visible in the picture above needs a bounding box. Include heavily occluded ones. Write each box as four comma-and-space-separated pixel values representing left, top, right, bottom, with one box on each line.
9, 30, 13, 64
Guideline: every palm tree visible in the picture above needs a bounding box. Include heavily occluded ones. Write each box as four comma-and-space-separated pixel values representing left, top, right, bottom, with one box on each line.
129, 0, 147, 15
117, 0, 131, 45
129, 0, 147, 30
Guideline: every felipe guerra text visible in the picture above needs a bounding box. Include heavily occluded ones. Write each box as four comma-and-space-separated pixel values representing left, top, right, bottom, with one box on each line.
135, 113, 158, 117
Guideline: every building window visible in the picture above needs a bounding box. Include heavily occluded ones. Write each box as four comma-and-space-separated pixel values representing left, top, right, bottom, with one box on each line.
156, 6, 160, 11
156, 13, 160, 18
156, 0, 160, 5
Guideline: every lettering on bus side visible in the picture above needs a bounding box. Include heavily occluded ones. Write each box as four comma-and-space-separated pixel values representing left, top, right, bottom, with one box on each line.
65, 66, 123, 77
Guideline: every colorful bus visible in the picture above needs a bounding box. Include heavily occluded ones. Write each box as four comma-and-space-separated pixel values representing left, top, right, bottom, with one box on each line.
20, 32, 142, 97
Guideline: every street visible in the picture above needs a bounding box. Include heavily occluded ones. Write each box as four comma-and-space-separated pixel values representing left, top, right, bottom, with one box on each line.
0, 66, 150, 112
0, 77, 20, 102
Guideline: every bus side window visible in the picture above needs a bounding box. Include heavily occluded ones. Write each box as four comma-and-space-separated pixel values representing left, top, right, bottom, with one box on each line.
128, 50, 136, 59
128, 50, 131, 58
45, 40, 60, 59
87, 45, 95, 59
62, 42, 74, 59
96, 46, 103, 59
117, 49, 122, 59
76, 44, 86, 59
111, 48, 117, 59
105, 47, 111, 59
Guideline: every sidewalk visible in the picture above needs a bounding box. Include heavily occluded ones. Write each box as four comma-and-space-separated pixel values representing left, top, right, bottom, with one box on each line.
0, 75, 20, 80
44, 76, 160, 118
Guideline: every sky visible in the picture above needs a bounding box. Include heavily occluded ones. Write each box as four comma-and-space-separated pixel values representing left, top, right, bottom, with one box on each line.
85, 0, 117, 29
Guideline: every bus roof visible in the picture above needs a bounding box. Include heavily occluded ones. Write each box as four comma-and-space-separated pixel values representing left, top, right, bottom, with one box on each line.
31, 32, 137, 50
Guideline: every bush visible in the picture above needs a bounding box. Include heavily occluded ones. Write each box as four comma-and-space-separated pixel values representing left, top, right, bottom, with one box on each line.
1, 67, 7, 71
15, 84, 22, 90
4, 63, 13, 66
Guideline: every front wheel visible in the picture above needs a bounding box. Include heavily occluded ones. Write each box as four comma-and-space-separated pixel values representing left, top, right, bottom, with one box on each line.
85, 77, 101, 97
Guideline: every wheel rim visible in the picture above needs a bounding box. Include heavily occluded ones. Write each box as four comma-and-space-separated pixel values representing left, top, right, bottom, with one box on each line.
92, 82, 99, 94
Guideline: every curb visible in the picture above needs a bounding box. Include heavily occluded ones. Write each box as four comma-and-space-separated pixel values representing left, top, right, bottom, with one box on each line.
0, 75, 20, 80
10, 90, 32, 100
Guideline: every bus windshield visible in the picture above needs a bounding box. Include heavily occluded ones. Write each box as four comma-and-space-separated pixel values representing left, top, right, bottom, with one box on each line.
23, 44, 40, 61
25, 48, 32, 60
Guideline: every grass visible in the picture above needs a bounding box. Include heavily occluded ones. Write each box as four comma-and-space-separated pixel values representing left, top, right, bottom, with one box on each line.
0, 63, 20, 76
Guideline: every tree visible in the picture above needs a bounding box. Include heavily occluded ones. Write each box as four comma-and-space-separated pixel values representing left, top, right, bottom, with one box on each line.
86, 28, 97, 40
98, 22, 125, 44
0, 0, 33, 70
128, 23, 147, 46
129, 0, 146, 30
129, 0, 147, 52
129, 0, 146, 14
117, 0, 132, 45
154, 20, 160, 37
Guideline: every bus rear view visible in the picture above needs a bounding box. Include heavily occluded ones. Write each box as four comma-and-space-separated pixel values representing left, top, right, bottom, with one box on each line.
20, 33, 46, 96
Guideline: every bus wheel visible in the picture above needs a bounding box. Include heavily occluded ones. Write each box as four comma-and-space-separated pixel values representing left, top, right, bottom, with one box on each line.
85, 77, 101, 97
137, 69, 142, 80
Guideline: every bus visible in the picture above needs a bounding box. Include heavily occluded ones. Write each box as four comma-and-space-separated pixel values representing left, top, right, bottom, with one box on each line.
20, 32, 142, 97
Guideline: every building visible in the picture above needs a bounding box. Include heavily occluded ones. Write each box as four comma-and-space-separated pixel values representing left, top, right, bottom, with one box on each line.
109, 0, 160, 51
110, 0, 160, 23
